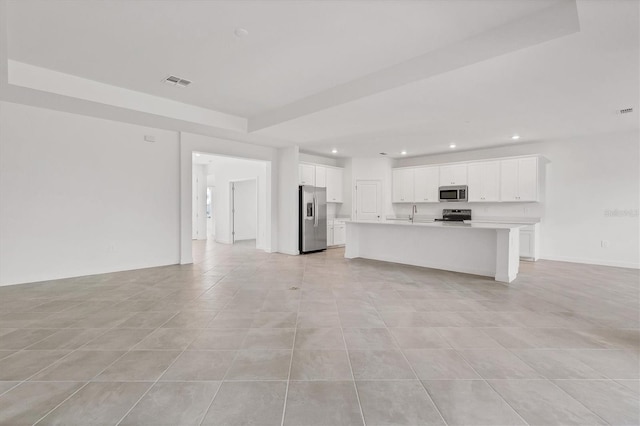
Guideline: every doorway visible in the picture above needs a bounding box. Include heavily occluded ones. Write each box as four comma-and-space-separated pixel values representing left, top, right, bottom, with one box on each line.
355, 179, 382, 221
230, 179, 258, 246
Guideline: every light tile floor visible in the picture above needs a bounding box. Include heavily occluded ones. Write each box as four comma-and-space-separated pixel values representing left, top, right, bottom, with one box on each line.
0, 240, 638, 425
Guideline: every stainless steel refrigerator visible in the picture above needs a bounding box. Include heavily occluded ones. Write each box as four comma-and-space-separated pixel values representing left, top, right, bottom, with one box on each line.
299, 185, 327, 253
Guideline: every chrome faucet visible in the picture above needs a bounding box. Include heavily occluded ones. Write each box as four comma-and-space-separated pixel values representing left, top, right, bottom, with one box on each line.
410, 204, 418, 223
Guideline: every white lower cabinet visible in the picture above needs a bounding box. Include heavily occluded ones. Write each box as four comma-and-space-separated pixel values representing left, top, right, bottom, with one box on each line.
519, 224, 539, 261
333, 223, 346, 245
327, 221, 346, 247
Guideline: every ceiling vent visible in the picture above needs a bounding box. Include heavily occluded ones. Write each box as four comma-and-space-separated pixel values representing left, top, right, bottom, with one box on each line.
163, 75, 192, 88
618, 107, 633, 114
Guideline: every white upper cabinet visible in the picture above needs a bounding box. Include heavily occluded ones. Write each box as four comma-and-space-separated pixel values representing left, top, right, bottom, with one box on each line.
439, 164, 467, 186
315, 166, 326, 188
392, 168, 414, 203
467, 161, 500, 202
500, 157, 539, 201
326, 167, 343, 203
413, 167, 439, 202
299, 164, 315, 186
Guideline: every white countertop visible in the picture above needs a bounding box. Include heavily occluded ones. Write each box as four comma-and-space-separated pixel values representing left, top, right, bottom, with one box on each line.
345, 220, 525, 230
468, 217, 541, 225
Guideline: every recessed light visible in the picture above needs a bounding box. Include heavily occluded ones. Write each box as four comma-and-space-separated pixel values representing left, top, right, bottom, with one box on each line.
401, 150, 407, 155
331, 149, 338, 154
195, 153, 201, 157
234, 27, 249, 38
511, 135, 520, 140
449, 143, 456, 149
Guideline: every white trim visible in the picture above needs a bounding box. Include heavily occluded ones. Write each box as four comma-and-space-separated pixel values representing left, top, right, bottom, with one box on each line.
540, 255, 640, 270
393, 154, 547, 171
278, 249, 300, 256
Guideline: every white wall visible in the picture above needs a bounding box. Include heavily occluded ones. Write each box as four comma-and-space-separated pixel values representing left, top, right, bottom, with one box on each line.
277, 146, 300, 255
0, 101, 180, 285
191, 164, 207, 240
233, 179, 258, 241
395, 131, 640, 268
206, 159, 265, 246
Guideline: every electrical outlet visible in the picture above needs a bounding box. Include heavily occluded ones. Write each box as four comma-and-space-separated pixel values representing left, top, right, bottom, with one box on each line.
107, 244, 117, 252
601, 240, 610, 248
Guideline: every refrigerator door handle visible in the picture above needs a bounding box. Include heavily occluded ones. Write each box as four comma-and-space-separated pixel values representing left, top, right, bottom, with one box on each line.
313, 196, 318, 227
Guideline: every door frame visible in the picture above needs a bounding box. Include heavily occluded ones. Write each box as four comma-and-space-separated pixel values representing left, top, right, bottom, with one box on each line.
354, 179, 383, 221
229, 178, 259, 245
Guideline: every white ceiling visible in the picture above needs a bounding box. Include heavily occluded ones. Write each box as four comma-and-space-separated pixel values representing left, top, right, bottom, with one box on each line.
4, 0, 639, 158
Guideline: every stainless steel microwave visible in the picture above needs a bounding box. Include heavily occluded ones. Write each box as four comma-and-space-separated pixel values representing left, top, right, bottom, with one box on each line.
439, 185, 468, 202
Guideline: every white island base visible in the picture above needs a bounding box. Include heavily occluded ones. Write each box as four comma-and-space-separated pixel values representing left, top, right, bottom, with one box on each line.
344, 221, 524, 283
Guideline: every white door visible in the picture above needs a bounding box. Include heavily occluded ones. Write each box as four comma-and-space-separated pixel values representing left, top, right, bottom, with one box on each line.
231, 180, 257, 244
326, 167, 343, 202
453, 164, 468, 185
500, 159, 519, 201
333, 224, 346, 245
413, 166, 439, 202
517, 157, 538, 201
392, 169, 413, 203
356, 180, 382, 221
299, 164, 315, 186
482, 161, 501, 202
315, 166, 326, 188
467, 163, 483, 202
439, 164, 467, 186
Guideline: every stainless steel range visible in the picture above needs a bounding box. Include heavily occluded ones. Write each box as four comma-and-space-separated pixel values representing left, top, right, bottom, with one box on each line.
434, 209, 472, 222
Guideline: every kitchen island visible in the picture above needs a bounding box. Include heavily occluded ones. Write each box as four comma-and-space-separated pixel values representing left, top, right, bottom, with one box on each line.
344, 220, 526, 283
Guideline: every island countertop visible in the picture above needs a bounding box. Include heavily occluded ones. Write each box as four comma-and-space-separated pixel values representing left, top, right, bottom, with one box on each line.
343, 219, 526, 230
344, 220, 523, 283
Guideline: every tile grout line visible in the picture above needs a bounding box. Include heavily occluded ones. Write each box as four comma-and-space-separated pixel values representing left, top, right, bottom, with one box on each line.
368, 294, 449, 426
451, 347, 531, 426
27, 297, 173, 426
110, 285, 239, 426
197, 282, 246, 426
279, 273, 303, 426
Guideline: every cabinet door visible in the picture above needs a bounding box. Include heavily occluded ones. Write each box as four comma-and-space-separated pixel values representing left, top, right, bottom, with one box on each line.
481, 161, 501, 202
414, 167, 439, 202
326, 167, 343, 203
392, 169, 414, 203
500, 159, 519, 201
439, 164, 467, 185
327, 224, 334, 246
520, 229, 533, 259
517, 157, 538, 201
467, 163, 483, 202
333, 225, 346, 245
452, 164, 468, 185
315, 166, 326, 188
439, 166, 455, 186
299, 164, 315, 186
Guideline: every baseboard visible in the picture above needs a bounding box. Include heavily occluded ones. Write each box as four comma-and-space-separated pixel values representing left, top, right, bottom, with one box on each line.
0, 259, 180, 287
540, 255, 640, 269
277, 249, 300, 256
